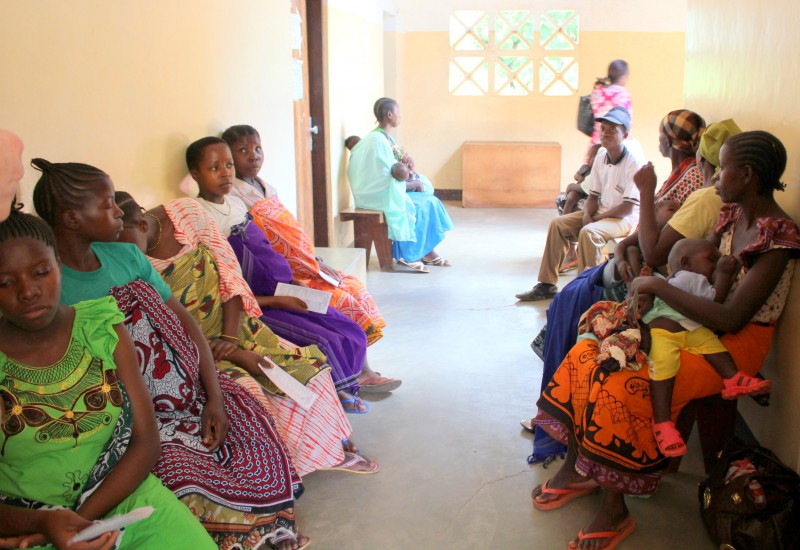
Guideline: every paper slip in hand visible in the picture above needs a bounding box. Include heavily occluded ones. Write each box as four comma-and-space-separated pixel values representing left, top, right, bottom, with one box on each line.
259, 357, 318, 411
275, 282, 332, 314
70, 506, 155, 544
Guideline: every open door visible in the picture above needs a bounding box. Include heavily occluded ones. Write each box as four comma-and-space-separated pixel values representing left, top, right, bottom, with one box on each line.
290, 0, 330, 246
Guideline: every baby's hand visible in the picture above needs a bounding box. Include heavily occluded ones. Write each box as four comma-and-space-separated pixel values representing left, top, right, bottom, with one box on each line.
715, 254, 740, 278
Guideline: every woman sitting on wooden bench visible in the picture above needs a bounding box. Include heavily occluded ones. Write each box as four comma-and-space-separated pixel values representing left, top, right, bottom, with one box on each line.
346, 97, 454, 273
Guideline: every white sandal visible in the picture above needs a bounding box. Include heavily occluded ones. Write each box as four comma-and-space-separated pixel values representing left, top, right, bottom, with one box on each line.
396, 259, 430, 273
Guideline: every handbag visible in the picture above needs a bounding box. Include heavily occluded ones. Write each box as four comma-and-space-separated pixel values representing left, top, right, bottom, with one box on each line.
577, 94, 594, 136
698, 437, 800, 549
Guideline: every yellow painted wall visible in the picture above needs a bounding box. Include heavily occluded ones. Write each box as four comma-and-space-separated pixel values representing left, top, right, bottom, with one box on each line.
685, 0, 800, 470
325, 1, 387, 247
384, 31, 686, 196
0, 1, 298, 213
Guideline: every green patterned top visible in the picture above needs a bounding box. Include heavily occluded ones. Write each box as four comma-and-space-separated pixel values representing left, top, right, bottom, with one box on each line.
0, 297, 124, 507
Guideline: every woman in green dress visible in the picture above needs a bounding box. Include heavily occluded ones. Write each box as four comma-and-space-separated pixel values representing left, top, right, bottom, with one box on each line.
0, 210, 214, 549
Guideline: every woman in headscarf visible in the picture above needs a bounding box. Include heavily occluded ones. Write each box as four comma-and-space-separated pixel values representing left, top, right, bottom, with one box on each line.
652, 109, 706, 205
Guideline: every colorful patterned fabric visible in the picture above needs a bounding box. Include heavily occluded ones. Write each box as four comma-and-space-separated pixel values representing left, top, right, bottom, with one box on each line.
589, 84, 632, 144
229, 221, 367, 392
654, 157, 704, 206
249, 195, 386, 345
578, 301, 651, 372
158, 245, 349, 476
715, 205, 800, 323
0, 297, 215, 549
109, 280, 301, 548
151, 198, 262, 319
536, 211, 800, 494
659, 109, 706, 153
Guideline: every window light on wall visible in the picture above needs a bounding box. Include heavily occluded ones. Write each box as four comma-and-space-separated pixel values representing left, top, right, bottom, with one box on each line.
449, 9, 579, 97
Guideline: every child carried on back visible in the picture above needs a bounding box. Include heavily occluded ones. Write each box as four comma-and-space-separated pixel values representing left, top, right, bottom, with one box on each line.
638, 238, 771, 457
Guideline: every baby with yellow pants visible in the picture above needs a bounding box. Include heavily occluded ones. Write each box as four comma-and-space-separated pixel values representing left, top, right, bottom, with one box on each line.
641, 238, 771, 457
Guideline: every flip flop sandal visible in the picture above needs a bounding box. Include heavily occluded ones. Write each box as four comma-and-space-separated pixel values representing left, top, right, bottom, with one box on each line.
397, 259, 430, 273
721, 371, 772, 399
532, 479, 600, 511
340, 395, 369, 414
319, 452, 381, 475
520, 419, 535, 433
568, 516, 637, 550
359, 373, 403, 393
559, 259, 578, 274
261, 528, 312, 550
652, 421, 687, 457
422, 257, 452, 266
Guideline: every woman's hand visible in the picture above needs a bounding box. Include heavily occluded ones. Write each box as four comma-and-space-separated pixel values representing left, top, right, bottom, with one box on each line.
200, 397, 229, 451
291, 279, 308, 288
401, 153, 415, 170
615, 258, 635, 284
207, 338, 238, 361
228, 350, 275, 379
406, 180, 424, 192
629, 275, 664, 296
27, 510, 118, 550
271, 296, 308, 311
633, 163, 657, 196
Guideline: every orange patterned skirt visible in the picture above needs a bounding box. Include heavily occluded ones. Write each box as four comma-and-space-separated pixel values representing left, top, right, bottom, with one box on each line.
535, 323, 774, 494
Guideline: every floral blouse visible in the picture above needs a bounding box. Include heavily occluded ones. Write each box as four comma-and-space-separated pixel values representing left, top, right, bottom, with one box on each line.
715, 204, 800, 323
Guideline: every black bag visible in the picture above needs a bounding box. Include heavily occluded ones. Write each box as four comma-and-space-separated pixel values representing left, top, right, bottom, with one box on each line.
698, 438, 800, 549
577, 94, 594, 136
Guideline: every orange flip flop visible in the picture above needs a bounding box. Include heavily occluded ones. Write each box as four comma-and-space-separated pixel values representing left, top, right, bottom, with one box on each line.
568, 516, 636, 550
532, 479, 600, 511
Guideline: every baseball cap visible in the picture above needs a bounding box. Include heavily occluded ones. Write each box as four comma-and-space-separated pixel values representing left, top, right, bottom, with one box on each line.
596, 106, 631, 132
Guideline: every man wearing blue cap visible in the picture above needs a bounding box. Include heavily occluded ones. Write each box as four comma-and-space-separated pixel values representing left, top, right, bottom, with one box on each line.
516, 106, 644, 301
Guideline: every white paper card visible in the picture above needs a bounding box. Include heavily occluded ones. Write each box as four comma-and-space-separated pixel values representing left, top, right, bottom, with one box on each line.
259, 357, 318, 411
70, 507, 155, 544
275, 282, 331, 314
318, 268, 340, 288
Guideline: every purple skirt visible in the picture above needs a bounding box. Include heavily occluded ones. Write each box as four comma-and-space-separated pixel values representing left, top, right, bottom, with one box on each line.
229, 220, 366, 391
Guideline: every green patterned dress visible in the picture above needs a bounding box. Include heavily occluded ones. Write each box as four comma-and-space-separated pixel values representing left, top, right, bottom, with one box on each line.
0, 297, 214, 549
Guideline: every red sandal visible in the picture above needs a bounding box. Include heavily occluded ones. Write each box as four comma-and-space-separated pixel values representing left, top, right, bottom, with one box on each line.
721, 371, 772, 400
652, 420, 687, 457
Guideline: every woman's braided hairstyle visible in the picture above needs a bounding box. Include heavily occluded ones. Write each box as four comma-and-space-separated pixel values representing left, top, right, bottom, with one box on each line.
373, 97, 398, 123
724, 131, 787, 195
31, 158, 110, 228
0, 207, 58, 252
221, 125, 260, 146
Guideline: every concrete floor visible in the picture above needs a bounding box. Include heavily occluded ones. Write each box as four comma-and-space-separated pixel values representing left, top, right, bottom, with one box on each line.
298, 204, 715, 549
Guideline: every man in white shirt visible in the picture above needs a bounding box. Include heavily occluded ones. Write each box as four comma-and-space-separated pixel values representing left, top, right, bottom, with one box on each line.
516, 107, 643, 301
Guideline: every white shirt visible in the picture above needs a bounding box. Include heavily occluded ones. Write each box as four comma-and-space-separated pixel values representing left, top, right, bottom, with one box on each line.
670, 270, 716, 331
194, 196, 249, 236
587, 145, 644, 226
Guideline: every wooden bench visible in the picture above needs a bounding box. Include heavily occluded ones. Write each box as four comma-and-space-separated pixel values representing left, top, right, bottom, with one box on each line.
339, 208, 393, 269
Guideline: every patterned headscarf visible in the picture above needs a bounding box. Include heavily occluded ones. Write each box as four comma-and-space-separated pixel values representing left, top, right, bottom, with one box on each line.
660, 110, 707, 154
698, 119, 742, 172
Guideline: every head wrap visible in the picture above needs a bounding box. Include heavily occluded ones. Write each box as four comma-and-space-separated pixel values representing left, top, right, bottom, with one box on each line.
660, 110, 706, 154
698, 119, 742, 172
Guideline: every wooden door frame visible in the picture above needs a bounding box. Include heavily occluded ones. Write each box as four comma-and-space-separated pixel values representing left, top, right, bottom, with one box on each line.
306, 0, 330, 247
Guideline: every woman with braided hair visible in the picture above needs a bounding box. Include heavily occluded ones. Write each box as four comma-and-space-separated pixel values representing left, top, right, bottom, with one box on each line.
347, 97, 454, 272
31, 158, 311, 550
0, 209, 215, 549
531, 131, 800, 549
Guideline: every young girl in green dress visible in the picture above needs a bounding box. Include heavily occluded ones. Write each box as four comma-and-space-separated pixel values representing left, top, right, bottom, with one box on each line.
0, 209, 215, 549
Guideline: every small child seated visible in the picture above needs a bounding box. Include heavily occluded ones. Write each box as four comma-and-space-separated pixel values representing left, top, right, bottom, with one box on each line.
638, 238, 771, 457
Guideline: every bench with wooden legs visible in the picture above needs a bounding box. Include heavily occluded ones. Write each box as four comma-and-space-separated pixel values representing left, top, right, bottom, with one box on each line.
339, 208, 393, 269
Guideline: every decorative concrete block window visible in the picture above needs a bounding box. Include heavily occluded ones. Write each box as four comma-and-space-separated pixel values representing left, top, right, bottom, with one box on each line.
449, 9, 579, 97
